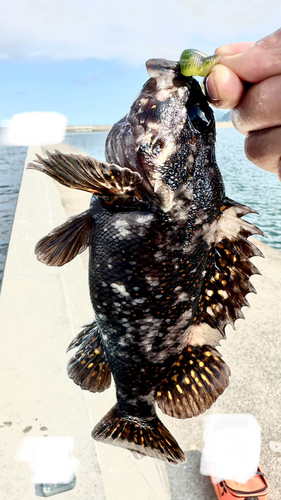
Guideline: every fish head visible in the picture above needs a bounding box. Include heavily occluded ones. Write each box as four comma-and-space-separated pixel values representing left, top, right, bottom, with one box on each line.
105, 57, 217, 211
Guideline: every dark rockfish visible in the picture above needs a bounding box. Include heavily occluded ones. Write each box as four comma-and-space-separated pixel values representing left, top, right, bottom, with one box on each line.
28, 57, 263, 465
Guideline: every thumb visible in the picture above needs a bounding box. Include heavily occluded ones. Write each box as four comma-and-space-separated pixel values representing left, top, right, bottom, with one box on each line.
216, 28, 281, 83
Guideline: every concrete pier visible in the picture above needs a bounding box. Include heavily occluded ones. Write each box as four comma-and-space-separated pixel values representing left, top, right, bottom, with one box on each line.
0, 142, 280, 499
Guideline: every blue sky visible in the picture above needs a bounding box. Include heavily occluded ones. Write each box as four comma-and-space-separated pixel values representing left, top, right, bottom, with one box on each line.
0, 0, 280, 126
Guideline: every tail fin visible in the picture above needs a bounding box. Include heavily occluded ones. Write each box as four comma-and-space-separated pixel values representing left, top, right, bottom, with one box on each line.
92, 405, 186, 465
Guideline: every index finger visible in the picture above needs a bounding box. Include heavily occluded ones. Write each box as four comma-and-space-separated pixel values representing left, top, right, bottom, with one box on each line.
215, 42, 254, 56
216, 29, 281, 83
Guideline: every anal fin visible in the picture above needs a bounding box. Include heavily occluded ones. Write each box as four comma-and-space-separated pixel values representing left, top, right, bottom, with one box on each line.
92, 404, 186, 465
35, 210, 91, 266
67, 323, 111, 393
156, 345, 230, 419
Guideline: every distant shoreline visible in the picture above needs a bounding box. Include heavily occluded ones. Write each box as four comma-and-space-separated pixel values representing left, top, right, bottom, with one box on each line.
66, 121, 233, 133
66, 125, 112, 133
0, 121, 233, 136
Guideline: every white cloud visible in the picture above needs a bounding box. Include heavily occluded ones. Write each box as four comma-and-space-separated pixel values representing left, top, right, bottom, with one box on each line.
0, 0, 280, 64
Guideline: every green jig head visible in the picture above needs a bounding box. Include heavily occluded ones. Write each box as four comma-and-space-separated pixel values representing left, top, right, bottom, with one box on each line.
179, 49, 220, 77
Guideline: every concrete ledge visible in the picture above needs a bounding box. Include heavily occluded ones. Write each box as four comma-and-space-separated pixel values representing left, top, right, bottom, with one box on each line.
0, 143, 170, 500
1, 142, 281, 499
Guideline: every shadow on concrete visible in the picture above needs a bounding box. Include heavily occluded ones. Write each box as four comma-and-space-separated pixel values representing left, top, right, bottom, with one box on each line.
166, 450, 217, 500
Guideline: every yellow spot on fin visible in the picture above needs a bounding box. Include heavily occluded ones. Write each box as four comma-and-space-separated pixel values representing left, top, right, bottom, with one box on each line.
201, 374, 211, 385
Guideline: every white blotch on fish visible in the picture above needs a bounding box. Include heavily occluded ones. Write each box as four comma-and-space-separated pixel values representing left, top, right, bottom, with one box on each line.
113, 219, 132, 238
110, 283, 131, 298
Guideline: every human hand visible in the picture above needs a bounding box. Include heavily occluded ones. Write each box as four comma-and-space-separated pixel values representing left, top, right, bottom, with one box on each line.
205, 29, 281, 180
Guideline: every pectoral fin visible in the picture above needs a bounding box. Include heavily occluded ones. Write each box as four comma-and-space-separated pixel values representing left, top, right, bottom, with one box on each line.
35, 209, 92, 266
28, 150, 143, 197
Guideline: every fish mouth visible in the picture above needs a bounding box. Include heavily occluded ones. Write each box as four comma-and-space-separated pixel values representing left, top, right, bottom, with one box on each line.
146, 58, 179, 78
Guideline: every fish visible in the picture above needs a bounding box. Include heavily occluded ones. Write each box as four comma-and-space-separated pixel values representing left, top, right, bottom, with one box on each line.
28, 53, 263, 465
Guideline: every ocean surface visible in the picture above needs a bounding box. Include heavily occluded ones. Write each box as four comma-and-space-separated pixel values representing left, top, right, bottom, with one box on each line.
0, 127, 280, 289
0, 143, 27, 289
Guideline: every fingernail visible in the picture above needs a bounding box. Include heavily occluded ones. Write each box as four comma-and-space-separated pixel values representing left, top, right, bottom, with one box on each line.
205, 71, 220, 103
215, 44, 234, 56
278, 161, 281, 182
206, 65, 232, 103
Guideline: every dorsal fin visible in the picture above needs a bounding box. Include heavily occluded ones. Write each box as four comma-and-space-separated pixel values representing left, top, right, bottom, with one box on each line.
191, 199, 264, 341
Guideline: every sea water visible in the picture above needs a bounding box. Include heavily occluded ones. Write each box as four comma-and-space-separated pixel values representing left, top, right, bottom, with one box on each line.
0, 143, 27, 289
0, 127, 280, 289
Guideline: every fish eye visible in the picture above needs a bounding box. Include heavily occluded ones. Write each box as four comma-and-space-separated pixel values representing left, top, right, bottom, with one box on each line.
188, 104, 213, 132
